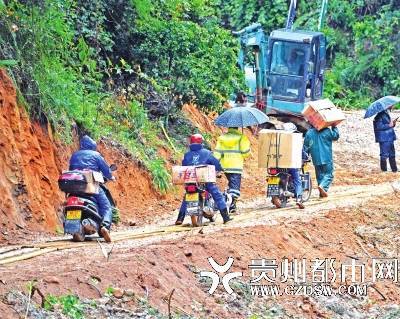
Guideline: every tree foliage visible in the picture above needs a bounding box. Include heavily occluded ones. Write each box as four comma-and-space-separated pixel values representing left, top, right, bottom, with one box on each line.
0, 0, 244, 191
0, 0, 398, 192
218, 0, 400, 108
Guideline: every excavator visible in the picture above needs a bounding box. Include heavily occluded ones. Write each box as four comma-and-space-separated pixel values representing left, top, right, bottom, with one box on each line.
234, 0, 329, 131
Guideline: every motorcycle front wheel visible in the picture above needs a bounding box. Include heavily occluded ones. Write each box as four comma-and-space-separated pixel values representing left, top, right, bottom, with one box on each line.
72, 232, 85, 242
271, 196, 288, 208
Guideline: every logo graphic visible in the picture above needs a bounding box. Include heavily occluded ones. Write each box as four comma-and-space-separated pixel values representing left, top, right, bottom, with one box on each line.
192, 154, 200, 165
200, 257, 243, 295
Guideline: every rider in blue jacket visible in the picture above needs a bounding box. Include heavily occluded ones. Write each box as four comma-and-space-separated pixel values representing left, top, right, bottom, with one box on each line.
175, 134, 231, 225
69, 135, 113, 242
373, 107, 397, 172
280, 123, 308, 209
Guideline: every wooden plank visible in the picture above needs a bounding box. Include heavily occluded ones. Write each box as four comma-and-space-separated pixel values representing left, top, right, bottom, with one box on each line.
0, 248, 59, 265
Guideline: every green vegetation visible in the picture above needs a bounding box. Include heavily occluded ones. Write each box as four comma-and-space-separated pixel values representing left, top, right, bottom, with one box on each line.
44, 294, 86, 319
0, 0, 242, 192
104, 285, 115, 296
219, 0, 400, 108
0, 0, 398, 193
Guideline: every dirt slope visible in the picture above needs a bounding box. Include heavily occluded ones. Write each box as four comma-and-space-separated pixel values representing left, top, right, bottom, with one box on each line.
0, 69, 179, 240
0, 69, 68, 234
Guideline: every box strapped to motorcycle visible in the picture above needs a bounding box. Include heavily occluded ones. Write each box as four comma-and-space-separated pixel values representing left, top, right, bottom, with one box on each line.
172, 165, 216, 185
58, 170, 104, 195
258, 129, 303, 169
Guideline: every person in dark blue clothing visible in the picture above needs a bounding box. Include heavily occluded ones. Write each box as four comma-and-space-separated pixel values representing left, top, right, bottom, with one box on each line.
175, 134, 231, 225
373, 107, 397, 172
69, 135, 114, 242
279, 123, 307, 209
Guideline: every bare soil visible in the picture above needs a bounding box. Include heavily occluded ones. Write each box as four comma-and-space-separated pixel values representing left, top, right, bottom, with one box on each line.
1, 73, 400, 318
1, 190, 400, 319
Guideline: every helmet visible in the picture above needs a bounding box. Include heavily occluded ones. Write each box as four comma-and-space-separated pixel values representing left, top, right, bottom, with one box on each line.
190, 133, 204, 144
282, 122, 298, 132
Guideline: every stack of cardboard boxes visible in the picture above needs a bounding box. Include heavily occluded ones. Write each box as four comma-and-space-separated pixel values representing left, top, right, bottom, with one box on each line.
302, 99, 345, 130
258, 129, 303, 169
258, 99, 345, 168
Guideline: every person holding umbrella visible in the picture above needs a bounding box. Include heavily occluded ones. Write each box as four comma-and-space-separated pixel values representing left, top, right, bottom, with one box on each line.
364, 96, 400, 172
214, 106, 270, 213
374, 107, 397, 172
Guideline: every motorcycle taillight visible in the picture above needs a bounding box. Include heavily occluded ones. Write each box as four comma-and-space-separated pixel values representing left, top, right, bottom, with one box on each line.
67, 196, 85, 206
185, 185, 197, 193
268, 168, 278, 175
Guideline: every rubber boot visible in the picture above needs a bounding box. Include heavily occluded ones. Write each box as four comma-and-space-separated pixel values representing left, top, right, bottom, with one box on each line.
389, 157, 398, 172
296, 195, 305, 209
380, 158, 388, 172
220, 208, 232, 224
318, 186, 328, 198
175, 209, 185, 225
229, 197, 238, 214
99, 226, 111, 243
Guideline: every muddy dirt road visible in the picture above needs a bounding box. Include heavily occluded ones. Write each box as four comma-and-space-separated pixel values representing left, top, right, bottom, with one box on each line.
1, 180, 399, 319
0, 181, 394, 266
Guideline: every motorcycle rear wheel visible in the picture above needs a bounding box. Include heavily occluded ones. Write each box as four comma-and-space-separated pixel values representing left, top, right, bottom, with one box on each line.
271, 196, 282, 208
190, 214, 204, 227
302, 177, 313, 202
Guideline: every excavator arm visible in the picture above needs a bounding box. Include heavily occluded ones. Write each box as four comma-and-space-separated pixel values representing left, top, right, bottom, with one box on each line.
286, 0, 328, 31
233, 23, 268, 109
285, 0, 297, 31
318, 0, 329, 31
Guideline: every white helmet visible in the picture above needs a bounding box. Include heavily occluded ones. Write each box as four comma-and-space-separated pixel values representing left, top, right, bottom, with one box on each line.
282, 122, 297, 132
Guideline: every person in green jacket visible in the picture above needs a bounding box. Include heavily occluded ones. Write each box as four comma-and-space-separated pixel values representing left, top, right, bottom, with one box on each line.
304, 125, 340, 198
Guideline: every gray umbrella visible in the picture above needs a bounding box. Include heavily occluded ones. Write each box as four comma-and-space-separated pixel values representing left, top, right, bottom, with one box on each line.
215, 106, 270, 127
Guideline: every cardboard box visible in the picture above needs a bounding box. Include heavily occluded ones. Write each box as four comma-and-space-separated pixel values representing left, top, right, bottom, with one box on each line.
258, 129, 303, 168
302, 99, 345, 130
58, 170, 100, 194
172, 165, 216, 185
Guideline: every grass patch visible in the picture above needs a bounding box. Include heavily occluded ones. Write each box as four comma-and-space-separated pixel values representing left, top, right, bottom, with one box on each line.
44, 294, 85, 319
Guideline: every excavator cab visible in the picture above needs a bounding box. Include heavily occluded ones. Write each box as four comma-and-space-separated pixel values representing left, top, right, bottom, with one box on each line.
267, 29, 326, 115
234, 0, 329, 131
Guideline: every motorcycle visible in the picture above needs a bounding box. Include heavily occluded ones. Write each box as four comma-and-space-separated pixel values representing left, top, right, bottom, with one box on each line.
58, 164, 117, 242
267, 160, 312, 208
183, 171, 232, 227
